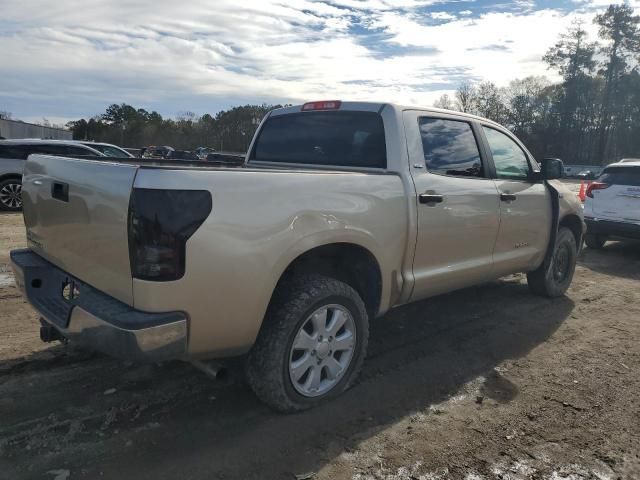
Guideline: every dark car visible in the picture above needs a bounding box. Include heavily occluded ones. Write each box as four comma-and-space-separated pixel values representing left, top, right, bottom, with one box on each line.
143, 146, 174, 159
577, 170, 596, 180
166, 150, 200, 161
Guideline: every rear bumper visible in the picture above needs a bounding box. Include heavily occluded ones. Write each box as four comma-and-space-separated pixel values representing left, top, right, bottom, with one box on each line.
585, 218, 640, 240
10, 249, 187, 362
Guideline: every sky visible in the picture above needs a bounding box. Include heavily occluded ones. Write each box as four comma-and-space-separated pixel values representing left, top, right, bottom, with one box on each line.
1, 0, 638, 124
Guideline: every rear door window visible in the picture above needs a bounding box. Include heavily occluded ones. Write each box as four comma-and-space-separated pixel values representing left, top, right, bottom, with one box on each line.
251, 111, 386, 168
418, 117, 485, 177
599, 167, 640, 186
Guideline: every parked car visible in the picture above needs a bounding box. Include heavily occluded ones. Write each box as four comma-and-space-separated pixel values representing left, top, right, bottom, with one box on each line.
143, 145, 174, 158
618, 158, 640, 163
166, 150, 200, 161
78, 141, 133, 158
10, 101, 584, 411
583, 161, 640, 248
577, 170, 596, 180
0, 139, 103, 211
195, 147, 216, 159
124, 148, 143, 157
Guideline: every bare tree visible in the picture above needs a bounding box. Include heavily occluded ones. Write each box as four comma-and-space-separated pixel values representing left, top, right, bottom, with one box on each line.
433, 93, 456, 111
474, 82, 508, 124
454, 82, 477, 113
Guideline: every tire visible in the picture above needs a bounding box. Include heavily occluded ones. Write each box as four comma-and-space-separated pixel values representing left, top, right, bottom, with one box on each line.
584, 233, 606, 249
527, 227, 577, 298
0, 178, 23, 211
246, 274, 369, 412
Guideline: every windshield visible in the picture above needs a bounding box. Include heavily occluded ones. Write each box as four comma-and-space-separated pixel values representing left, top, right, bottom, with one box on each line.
250, 111, 386, 168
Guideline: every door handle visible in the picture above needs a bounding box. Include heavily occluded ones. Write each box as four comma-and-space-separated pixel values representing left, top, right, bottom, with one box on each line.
51, 182, 69, 202
500, 193, 517, 202
419, 193, 444, 204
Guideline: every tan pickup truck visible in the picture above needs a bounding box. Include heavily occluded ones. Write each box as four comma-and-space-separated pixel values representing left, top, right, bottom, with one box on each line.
11, 101, 584, 411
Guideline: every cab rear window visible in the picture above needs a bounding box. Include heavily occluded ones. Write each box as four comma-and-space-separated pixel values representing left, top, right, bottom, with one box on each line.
599, 167, 640, 186
250, 111, 386, 168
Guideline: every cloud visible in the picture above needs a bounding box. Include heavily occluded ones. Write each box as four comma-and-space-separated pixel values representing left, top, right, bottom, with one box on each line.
0, 0, 637, 122
431, 11, 457, 20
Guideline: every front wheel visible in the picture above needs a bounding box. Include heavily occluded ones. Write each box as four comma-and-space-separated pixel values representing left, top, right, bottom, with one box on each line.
527, 227, 577, 298
246, 275, 369, 412
0, 178, 23, 211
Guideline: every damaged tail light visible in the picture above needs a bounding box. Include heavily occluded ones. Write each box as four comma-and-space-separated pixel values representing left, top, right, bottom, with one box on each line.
128, 189, 212, 281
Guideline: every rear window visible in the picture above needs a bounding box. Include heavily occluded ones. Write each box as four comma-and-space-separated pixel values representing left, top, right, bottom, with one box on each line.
251, 111, 386, 168
599, 166, 640, 186
0, 145, 29, 160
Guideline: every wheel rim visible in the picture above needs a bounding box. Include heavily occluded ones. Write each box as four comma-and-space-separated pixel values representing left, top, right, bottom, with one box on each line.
288, 304, 356, 397
553, 243, 570, 283
0, 182, 22, 209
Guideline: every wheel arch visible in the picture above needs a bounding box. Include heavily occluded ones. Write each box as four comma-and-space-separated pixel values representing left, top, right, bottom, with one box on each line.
559, 214, 584, 248
270, 242, 384, 321
0, 173, 22, 183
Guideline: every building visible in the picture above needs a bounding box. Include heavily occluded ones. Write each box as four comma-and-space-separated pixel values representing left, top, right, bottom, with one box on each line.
0, 118, 72, 140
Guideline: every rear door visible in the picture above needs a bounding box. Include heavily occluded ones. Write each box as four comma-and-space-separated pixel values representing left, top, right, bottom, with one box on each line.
404, 111, 501, 300
592, 166, 640, 222
22, 155, 138, 304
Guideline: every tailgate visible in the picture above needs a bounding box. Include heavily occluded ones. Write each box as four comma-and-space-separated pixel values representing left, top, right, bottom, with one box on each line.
592, 166, 640, 223
592, 185, 640, 222
22, 155, 138, 305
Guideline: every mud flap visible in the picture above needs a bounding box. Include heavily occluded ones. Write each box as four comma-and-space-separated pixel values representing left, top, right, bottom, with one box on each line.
542, 181, 561, 270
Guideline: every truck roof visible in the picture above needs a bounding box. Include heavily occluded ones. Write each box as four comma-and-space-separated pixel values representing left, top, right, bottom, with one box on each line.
270, 101, 503, 128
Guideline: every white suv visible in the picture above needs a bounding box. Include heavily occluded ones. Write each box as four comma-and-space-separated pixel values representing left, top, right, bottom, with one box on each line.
584, 161, 640, 248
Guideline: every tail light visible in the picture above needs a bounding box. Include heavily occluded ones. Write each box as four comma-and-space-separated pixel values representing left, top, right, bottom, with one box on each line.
586, 182, 609, 198
128, 189, 212, 281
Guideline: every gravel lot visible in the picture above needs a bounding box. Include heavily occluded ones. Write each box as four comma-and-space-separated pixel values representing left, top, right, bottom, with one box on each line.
1, 198, 639, 480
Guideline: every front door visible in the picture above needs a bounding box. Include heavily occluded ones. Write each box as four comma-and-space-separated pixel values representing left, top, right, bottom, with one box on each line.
404, 111, 501, 301
480, 125, 551, 275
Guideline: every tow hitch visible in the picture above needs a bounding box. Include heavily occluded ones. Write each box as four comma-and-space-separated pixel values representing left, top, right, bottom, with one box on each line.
39, 319, 65, 343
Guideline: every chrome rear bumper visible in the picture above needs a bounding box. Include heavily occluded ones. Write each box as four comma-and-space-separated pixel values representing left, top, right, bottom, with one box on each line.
10, 249, 187, 362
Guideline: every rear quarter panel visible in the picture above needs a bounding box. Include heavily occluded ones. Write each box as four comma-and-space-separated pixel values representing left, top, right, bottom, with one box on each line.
132, 168, 408, 357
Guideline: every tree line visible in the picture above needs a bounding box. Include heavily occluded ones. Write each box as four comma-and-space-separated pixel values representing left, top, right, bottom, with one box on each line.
67, 104, 281, 153
64, 4, 639, 164
434, 4, 640, 165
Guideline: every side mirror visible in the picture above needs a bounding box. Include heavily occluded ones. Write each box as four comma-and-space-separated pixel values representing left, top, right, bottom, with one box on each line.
541, 157, 564, 180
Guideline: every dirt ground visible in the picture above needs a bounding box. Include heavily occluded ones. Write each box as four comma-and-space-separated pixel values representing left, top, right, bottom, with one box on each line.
0, 207, 639, 480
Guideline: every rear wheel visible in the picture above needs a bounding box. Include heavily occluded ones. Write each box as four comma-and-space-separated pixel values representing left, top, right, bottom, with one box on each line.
246, 275, 369, 412
0, 178, 22, 211
527, 227, 577, 298
584, 233, 606, 249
